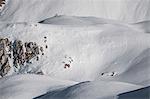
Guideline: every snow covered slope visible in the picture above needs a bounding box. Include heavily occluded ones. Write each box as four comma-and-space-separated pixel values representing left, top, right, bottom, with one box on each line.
0, 74, 77, 99
0, 74, 143, 99
0, 16, 150, 83
0, 0, 150, 23
0, 13, 150, 99
99, 48, 150, 86
35, 80, 142, 99
0, 0, 150, 99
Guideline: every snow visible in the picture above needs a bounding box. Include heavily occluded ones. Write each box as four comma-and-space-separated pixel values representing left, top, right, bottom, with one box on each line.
35, 80, 142, 99
0, 0, 150, 23
131, 20, 150, 33
109, 49, 150, 85
0, 74, 77, 99
0, 0, 150, 99
0, 17, 149, 82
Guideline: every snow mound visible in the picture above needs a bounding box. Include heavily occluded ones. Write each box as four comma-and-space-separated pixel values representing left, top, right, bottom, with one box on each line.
99, 48, 150, 86
0, 74, 77, 99
39, 15, 117, 26
0, 0, 150, 99
35, 80, 142, 99
0, 15, 150, 99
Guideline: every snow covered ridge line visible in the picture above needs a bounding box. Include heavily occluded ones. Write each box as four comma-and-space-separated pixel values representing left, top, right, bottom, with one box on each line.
0, 37, 47, 77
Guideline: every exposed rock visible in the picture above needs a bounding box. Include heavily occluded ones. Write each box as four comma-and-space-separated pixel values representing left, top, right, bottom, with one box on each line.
25, 42, 40, 63
13, 40, 25, 69
0, 0, 5, 6
64, 64, 70, 69
0, 38, 11, 77
36, 70, 44, 75
101, 72, 118, 77
45, 45, 48, 49
0, 38, 45, 77
62, 56, 73, 69
0, 0, 5, 10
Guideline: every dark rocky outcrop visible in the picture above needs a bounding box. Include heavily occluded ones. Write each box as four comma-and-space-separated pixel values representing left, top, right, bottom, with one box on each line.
0, 38, 11, 77
0, 0, 5, 8
0, 38, 45, 77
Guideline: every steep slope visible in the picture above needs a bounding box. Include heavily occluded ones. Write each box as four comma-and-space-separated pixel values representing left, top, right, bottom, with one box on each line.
115, 48, 150, 85
0, 0, 150, 23
0, 0, 5, 7
99, 48, 150, 86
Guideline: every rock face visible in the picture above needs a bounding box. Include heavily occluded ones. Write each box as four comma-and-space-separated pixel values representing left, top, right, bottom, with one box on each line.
13, 40, 25, 70
0, 38, 11, 77
0, 38, 44, 77
25, 42, 40, 63
0, 0, 5, 9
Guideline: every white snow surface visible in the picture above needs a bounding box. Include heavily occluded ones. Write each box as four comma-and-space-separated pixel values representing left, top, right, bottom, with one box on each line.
0, 74, 142, 99
0, 74, 77, 99
0, 0, 150, 23
0, 15, 150, 99
35, 80, 142, 99
0, 0, 150, 98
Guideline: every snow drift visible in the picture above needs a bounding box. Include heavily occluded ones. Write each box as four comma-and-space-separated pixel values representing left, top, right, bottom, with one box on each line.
0, 74, 77, 99
35, 80, 142, 99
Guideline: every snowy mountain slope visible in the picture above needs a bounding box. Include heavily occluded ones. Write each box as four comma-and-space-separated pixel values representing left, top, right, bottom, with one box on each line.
35, 80, 142, 99
99, 48, 150, 86
0, 16, 150, 83
0, 0, 150, 23
0, 0, 150, 99
0, 74, 77, 99
118, 86, 150, 99
0, 15, 150, 99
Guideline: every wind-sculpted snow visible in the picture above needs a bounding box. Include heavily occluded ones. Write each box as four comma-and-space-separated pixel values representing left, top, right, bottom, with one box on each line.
0, 74, 77, 99
35, 80, 142, 99
0, 0, 150, 23
0, 16, 149, 81
99, 48, 150, 86
0, 16, 150, 99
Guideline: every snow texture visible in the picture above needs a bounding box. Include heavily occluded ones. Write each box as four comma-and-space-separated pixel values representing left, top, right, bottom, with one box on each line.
0, 0, 150, 99
0, 0, 150, 23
